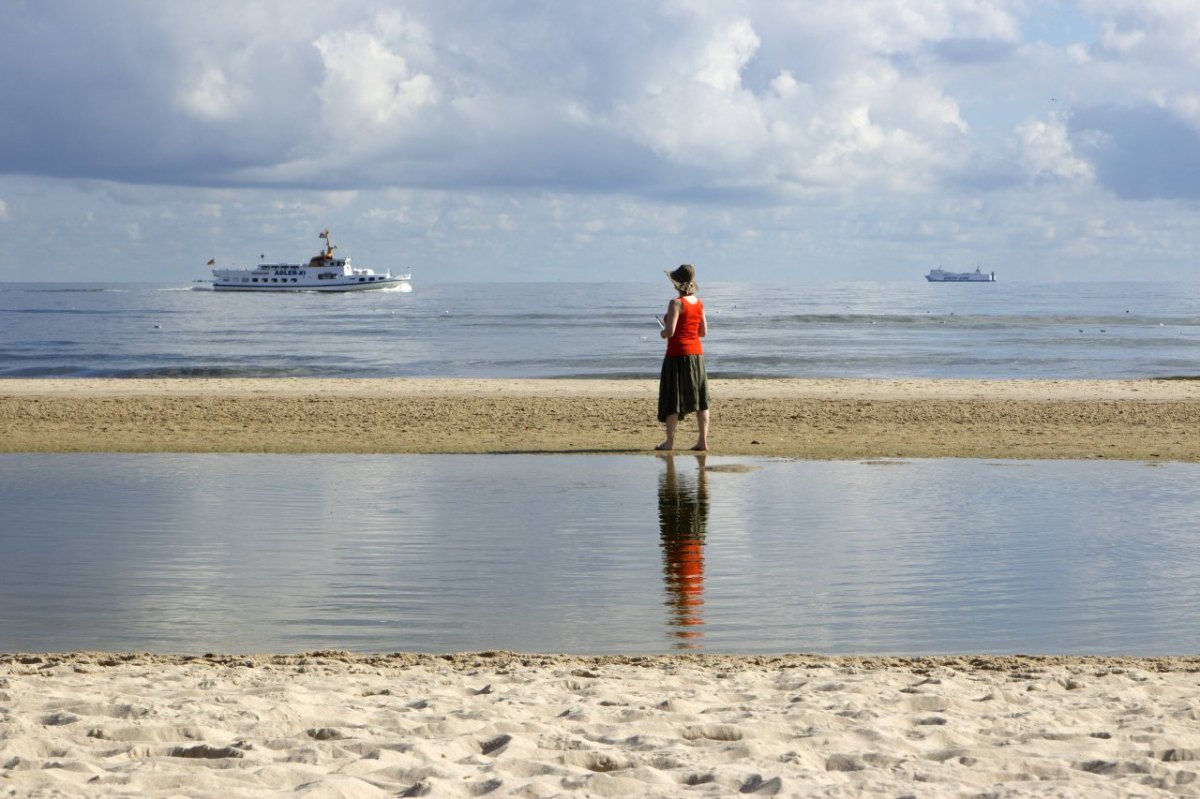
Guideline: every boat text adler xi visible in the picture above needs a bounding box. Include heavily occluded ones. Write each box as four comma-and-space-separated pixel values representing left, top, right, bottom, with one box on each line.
210, 230, 411, 292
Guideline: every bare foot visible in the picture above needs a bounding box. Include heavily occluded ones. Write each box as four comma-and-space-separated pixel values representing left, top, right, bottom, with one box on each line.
690, 444, 707, 451
655, 442, 674, 451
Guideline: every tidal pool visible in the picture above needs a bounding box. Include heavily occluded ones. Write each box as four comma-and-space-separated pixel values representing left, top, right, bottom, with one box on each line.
2, 454, 1196, 655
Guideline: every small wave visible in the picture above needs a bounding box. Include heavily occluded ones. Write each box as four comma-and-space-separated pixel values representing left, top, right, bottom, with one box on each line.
109, 365, 330, 379
0, 366, 95, 378
2, 308, 134, 316
0, 365, 356, 379
23, 287, 131, 293
551, 371, 655, 380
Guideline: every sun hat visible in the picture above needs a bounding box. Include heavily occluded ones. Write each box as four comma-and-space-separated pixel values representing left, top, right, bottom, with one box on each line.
666, 264, 698, 295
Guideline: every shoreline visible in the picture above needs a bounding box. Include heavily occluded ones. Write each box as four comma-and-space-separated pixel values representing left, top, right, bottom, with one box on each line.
2, 377, 1198, 460
5, 650, 1200, 797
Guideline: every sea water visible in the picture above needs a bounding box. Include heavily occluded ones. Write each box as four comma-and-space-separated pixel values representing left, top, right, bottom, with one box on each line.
3, 454, 1198, 656
1, 280, 1198, 379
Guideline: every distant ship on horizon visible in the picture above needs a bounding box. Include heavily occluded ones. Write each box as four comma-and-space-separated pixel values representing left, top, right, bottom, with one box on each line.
926, 266, 995, 282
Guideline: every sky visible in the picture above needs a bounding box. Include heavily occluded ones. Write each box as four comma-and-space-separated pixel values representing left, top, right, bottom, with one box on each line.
2, 0, 1200, 283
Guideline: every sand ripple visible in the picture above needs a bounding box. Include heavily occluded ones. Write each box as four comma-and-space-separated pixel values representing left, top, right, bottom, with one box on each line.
4, 652, 1200, 797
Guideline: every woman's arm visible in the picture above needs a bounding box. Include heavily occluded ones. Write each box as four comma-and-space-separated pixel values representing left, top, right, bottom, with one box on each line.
698, 307, 707, 338
661, 299, 680, 339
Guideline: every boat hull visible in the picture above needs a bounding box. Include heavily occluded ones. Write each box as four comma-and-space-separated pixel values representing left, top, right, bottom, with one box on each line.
212, 276, 411, 292
925, 269, 995, 282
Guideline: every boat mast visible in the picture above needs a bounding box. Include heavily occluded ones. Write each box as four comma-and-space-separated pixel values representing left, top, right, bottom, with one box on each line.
319, 229, 337, 260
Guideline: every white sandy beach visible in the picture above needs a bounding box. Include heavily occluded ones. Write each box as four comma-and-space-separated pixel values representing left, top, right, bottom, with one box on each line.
4, 652, 1200, 797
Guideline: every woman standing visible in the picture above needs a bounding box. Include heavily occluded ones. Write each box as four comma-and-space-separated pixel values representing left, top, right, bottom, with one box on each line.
657, 264, 710, 451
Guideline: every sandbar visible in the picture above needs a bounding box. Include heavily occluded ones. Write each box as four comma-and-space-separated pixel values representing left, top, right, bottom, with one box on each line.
2, 377, 1198, 460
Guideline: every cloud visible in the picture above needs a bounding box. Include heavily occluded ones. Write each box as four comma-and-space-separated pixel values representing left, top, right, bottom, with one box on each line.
932, 37, 1017, 63
0, 0, 1001, 200
1017, 118, 1094, 183
1070, 103, 1200, 200
178, 66, 244, 121
313, 14, 438, 139
1082, 0, 1200, 63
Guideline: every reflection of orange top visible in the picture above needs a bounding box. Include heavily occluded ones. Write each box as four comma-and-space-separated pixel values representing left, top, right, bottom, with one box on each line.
666, 298, 704, 357
661, 507, 705, 635
659, 458, 708, 645
667, 541, 704, 625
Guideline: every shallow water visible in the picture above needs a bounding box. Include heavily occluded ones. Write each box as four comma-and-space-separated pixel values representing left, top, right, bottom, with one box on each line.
2, 454, 1198, 655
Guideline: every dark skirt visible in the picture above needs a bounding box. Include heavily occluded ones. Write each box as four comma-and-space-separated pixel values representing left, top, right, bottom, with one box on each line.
658, 354, 710, 422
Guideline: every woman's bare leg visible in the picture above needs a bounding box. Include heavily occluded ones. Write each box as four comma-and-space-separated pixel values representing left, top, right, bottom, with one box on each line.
657, 414, 678, 450
692, 409, 709, 451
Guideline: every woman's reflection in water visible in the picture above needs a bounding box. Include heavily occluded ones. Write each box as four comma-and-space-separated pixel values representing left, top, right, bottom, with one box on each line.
657, 453, 709, 648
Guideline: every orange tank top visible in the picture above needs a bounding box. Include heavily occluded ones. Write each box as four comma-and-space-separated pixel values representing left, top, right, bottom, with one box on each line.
666, 297, 704, 357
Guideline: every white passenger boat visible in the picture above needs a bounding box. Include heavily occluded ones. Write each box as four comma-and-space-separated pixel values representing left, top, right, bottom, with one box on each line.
925, 266, 995, 282
210, 230, 410, 292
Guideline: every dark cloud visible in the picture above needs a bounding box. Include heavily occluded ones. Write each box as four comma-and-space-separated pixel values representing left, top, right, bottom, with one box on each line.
0, 3, 323, 186
0, 1, 696, 193
1070, 104, 1200, 201
931, 37, 1016, 64
941, 157, 1024, 193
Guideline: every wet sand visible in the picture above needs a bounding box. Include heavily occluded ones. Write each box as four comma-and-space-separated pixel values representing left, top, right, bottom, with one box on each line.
2, 377, 1199, 460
